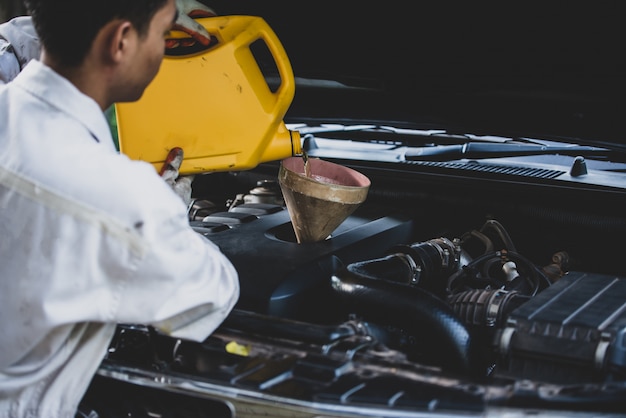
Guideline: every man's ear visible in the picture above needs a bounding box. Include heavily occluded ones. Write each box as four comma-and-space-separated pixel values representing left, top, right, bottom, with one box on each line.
103, 20, 134, 64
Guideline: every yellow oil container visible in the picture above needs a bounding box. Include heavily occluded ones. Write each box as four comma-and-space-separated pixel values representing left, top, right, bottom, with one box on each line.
115, 15, 302, 175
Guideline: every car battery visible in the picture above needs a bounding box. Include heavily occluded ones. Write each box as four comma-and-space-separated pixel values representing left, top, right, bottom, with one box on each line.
495, 271, 626, 384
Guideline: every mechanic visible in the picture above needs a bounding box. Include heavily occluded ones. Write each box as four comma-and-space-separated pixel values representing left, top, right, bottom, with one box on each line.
0, 1, 239, 417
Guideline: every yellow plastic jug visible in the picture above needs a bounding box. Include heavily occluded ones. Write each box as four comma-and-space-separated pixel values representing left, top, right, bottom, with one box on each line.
115, 15, 301, 175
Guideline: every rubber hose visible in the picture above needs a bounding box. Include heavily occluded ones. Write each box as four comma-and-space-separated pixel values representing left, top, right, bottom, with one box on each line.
330, 268, 473, 375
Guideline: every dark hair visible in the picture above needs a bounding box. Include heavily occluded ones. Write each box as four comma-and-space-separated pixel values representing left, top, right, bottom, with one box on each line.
23, 0, 169, 66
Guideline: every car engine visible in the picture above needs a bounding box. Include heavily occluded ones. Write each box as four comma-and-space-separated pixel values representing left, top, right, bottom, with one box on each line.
78, 158, 626, 417
191, 168, 624, 382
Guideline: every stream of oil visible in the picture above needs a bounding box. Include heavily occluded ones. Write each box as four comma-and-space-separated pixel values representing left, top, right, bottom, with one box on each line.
301, 151, 342, 185
303, 150, 311, 178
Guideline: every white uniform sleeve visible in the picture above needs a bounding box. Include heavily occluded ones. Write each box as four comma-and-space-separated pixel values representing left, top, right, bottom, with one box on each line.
104, 162, 240, 343
0, 16, 40, 84
0, 39, 20, 84
135, 210, 241, 342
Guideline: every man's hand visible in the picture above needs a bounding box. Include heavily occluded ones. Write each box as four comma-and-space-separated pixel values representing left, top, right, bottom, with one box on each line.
173, 0, 217, 46
160, 147, 195, 207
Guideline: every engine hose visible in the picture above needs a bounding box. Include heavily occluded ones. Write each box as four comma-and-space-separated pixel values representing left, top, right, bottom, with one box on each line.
330, 268, 473, 376
447, 250, 552, 297
479, 219, 517, 252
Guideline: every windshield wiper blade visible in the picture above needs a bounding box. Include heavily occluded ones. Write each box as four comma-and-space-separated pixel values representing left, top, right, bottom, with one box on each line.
404, 142, 611, 161
292, 124, 378, 135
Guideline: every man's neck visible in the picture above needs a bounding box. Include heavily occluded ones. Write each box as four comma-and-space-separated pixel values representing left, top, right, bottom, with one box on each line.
41, 50, 112, 111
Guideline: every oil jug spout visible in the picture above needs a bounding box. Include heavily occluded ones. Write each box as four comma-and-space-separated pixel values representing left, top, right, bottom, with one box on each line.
261, 124, 302, 163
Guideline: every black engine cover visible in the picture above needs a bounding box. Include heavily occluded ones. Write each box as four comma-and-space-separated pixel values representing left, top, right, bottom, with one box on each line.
496, 271, 626, 384
199, 206, 415, 322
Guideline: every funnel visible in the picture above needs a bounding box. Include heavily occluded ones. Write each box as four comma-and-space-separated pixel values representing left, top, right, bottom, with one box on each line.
278, 157, 371, 243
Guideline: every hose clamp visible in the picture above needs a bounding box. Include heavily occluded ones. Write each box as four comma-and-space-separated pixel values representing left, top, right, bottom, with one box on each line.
395, 252, 421, 285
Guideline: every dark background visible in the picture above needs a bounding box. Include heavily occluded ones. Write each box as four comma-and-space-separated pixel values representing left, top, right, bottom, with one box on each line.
0, 0, 26, 22
3, 0, 624, 142
205, 0, 626, 142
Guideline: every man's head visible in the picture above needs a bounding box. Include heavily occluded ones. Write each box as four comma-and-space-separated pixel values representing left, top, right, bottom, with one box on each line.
24, 0, 170, 67
23, 0, 177, 108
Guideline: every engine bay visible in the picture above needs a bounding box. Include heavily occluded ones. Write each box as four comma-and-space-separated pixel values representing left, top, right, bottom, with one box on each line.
81, 157, 626, 416
190, 171, 624, 383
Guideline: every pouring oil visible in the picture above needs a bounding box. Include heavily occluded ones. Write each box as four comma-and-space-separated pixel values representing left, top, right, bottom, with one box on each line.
301, 151, 342, 184
303, 150, 312, 178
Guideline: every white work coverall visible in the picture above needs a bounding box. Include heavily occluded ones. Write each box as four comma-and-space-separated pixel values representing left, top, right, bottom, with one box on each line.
0, 60, 240, 417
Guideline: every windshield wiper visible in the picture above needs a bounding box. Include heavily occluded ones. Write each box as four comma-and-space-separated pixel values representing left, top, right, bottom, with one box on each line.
404, 142, 612, 161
